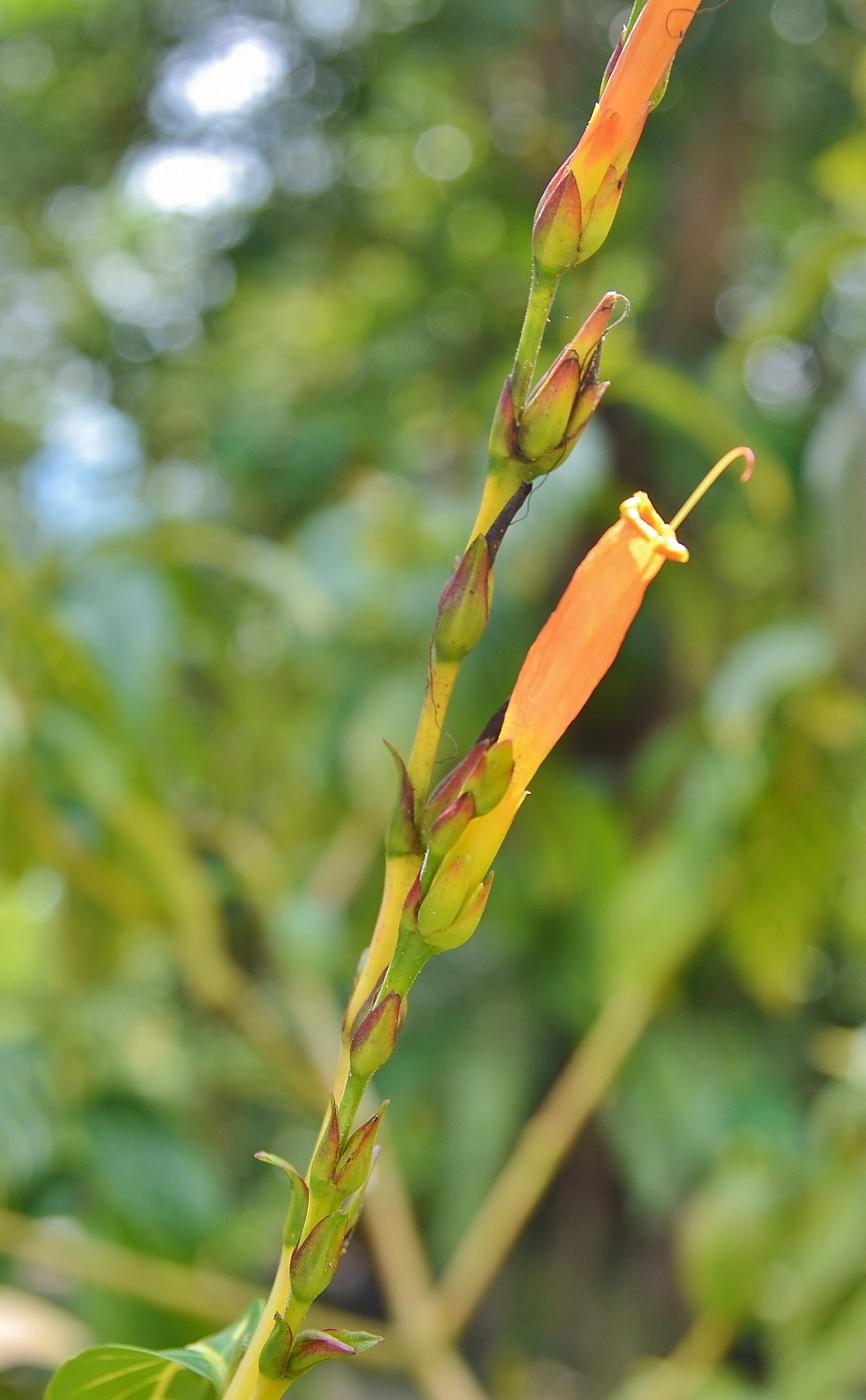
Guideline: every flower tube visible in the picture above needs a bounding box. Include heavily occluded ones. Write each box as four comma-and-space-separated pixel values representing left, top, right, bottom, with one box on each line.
446, 451, 754, 895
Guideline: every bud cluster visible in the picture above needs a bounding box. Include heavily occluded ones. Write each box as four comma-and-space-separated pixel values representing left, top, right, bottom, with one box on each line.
254, 1105, 386, 1382
258, 1312, 381, 1384
375, 731, 515, 1007
489, 292, 619, 489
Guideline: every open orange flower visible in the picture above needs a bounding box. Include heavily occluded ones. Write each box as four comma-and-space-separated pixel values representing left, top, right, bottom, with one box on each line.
448, 450, 754, 892
533, 0, 702, 273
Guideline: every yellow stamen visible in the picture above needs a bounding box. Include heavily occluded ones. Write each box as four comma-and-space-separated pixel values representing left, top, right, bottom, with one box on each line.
669, 446, 755, 532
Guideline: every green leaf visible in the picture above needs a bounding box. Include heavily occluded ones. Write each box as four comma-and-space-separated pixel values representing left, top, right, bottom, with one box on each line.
47, 1303, 265, 1400
46, 1348, 202, 1400
163, 1300, 265, 1392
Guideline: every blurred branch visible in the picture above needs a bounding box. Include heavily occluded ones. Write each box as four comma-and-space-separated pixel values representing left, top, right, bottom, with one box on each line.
364, 1154, 491, 1400
621, 1314, 733, 1400
0, 1209, 397, 1365
436, 986, 653, 1336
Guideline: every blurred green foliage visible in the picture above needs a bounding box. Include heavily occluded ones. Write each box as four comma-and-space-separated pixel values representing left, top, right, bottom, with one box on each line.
3, 0, 866, 1397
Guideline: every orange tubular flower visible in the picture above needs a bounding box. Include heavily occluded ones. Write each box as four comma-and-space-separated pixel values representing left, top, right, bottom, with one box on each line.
449, 450, 754, 891
533, 0, 702, 273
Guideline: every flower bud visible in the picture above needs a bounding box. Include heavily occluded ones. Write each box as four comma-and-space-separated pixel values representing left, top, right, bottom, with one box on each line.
427, 790, 475, 863
433, 535, 492, 663
258, 1314, 294, 1380
518, 350, 582, 461
422, 873, 494, 953
286, 1330, 381, 1379
289, 1211, 347, 1305
349, 991, 402, 1079
418, 855, 471, 941
463, 739, 514, 817
489, 294, 619, 486
334, 1103, 388, 1197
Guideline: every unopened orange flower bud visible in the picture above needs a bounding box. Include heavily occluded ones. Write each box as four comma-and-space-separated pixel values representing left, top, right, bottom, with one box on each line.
532, 0, 701, 274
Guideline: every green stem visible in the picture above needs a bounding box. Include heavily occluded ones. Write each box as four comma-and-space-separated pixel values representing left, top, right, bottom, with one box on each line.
337, 1072, 368, 1142
382, 927, 431, 999
510, 268, 559, 416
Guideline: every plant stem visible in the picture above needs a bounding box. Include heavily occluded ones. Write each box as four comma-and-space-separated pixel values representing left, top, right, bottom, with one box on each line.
341, 852, 421, 1061
510, 267, 559, 417
223, 1249, 292, 1400
466, 268, 559, 542
337, 1071, 368, 1140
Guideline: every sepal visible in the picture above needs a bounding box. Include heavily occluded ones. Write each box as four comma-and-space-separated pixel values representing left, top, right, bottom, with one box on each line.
418, 855, 471, 940
286, 1329, 382, 1379
289, 1212, 348, 1305
577, 164, 627, 264
425, 742, 488, 828
567, 380, 609, 438
532, 164, 583, 275
518, 351, 582, 461
343, 967, 386, 1042
572, 291, 619, 372
258, 1314, 293, 1380
422, 873, 494, 952
427, 790, 476, 863
334, 1103, 389, 1196
488, 376, 520, 469
309, 1095, 341, 1193
349, 992, 402, 1078
464, 739, 514, 816
383, 741, 421, 857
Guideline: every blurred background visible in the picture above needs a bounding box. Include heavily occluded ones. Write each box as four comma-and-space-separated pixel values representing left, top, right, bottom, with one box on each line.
3, 0, 866, 1397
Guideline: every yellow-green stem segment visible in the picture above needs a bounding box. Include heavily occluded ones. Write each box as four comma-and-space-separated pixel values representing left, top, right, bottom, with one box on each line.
407, 655, 459, 821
